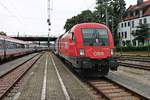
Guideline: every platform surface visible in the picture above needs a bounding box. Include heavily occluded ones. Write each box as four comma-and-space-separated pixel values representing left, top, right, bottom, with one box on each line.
15, 52, 95, 100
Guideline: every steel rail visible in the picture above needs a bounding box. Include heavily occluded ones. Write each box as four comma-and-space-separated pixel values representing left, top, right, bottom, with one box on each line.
86, 77, 149, 100
0, 53, 39, 78
0, 53, 42, 99
119, 62, 150, 70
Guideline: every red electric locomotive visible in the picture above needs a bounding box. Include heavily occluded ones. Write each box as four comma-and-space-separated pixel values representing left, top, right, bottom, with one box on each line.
55, 23, 119, 76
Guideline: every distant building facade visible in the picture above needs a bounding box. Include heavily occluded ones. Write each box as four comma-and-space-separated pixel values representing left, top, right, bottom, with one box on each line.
117, 0, 150, 46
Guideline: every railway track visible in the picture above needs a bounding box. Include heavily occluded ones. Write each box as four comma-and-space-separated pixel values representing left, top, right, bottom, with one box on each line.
115, 55, 150, 63
86, 77, 149, 100
55, 54, 149, 100
119, 62, 150, 70
116, 55, 150, 70
0, 53, 42, 99
118, 57, 150, 63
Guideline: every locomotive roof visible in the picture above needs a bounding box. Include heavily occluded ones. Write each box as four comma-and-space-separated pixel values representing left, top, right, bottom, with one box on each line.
0, 35, 28, 44
71, 23, 108, 31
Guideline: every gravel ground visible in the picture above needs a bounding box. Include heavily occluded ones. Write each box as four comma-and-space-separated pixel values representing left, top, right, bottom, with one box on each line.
108, 66, 150, 99
115, 66, 150, 86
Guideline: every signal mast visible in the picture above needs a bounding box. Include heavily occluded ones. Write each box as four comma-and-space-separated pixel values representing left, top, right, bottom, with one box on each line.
47, 0, 51, 30
47, 0, 51, 47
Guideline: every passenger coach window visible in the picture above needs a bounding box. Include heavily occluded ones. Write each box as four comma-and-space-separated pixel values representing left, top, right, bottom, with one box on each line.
0, 40, 3, 49
82, 28, 109, 46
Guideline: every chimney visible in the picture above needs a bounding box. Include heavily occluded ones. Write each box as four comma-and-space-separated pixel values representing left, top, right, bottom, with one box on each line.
137, 0, 144, 5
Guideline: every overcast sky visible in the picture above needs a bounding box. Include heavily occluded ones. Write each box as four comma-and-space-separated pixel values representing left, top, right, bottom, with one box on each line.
0, 0, 144, 37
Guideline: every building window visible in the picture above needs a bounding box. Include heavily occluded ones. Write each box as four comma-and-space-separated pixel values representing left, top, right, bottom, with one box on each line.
122, 32, 124, 38
132, 21, 134, 28
121, 23, 123, 28
122, 41, 126, 46
128, 22, 130, 26
118, 32, 120, 38
130, 12, 133, 16
125, 32, 127, 38
132, 30, 135, 35
135, 10, 139, 16
144, 18, 147, 24
139, 19, 142, 24
125, 22, 127, 27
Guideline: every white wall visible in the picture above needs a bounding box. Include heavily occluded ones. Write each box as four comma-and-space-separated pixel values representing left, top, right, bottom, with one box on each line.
118, 15, 150, 46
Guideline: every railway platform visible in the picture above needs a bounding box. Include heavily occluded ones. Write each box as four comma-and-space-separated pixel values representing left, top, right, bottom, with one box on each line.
0, 51, 150, 100
2, 52, 95, 100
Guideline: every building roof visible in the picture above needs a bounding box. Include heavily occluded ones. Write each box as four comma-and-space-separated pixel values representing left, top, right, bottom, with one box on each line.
127, 0, 150, 11
144, 6, 150, 16
124, 0, 150, 21
0, 35, 28, 44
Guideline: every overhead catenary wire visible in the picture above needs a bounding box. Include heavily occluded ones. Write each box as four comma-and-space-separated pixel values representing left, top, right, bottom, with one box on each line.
87, 1, 96, 10
0, 0, 42, 35
8, 0, 24, 21
0, 1, 24, 24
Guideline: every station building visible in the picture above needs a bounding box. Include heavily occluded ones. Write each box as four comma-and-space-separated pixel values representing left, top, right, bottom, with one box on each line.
117, 0, 150, 46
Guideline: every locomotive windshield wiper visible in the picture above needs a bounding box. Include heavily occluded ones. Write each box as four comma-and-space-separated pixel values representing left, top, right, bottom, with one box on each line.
89, 42, 94, 46
90, 33, 95, 46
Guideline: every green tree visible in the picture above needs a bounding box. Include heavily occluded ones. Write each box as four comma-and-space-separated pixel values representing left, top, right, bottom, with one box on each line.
94, 0, 113, 25
95, 0, 126, 46
64, 0, 126, 44
64, 10, 95, 32
64, 16, 78, 32
111, 0, 126, 45
95, 0, 126, 29
132, 24, 150, 45
111, 0, 126, 31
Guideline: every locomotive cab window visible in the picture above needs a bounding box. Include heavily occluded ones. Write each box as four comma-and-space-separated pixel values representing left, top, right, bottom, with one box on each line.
71, 32, 76, 43
81, 28, 109, 46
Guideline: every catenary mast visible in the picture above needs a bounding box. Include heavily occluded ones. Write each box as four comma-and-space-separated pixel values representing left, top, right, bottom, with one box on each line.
47, 0, 51, 29
47, 0, 51, 47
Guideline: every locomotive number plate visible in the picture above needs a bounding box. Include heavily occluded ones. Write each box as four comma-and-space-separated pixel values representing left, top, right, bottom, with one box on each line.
93, 52, 104, 56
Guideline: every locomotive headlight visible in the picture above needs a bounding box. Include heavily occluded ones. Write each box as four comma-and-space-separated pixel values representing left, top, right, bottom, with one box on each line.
79, 49, 85, 56
110, 49, 114, 55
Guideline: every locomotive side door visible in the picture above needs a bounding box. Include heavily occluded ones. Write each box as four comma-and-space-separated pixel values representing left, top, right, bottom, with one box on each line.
68, 32, 77, 56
